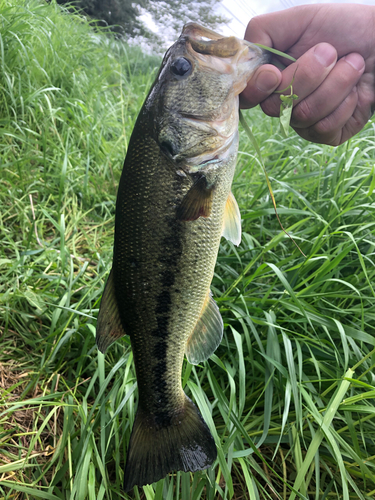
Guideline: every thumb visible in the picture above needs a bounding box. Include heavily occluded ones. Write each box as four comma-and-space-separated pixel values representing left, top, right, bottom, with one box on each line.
240, 65, 281, 109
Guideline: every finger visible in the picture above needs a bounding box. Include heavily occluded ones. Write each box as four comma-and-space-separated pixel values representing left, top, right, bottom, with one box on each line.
240, 64, 281, 109
340, 81, 375, 143
294, 87, 359, 145
244, 5, 323, 53
244, 5, 375, 59
260, 43, 337, 118
291, 53, 365, 129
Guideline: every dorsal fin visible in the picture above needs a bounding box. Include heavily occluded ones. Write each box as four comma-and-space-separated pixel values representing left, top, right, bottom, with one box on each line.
185, 292, 223, 365
222, 191, 241, 246
96, 269, 126, 353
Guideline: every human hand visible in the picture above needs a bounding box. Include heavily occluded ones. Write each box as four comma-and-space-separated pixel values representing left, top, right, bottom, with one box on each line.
241, 4, 375, 145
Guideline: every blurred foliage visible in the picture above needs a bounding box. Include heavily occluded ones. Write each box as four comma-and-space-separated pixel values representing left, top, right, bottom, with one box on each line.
54, 0, 148, 37
54, 0, 229, 50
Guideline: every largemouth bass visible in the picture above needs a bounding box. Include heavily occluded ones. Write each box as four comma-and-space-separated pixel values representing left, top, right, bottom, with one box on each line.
96, 23, 267, 491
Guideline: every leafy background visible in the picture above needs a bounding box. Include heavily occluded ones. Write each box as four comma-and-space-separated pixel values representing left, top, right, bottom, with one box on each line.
1, 1, 375, 499
54, 0, 228, 52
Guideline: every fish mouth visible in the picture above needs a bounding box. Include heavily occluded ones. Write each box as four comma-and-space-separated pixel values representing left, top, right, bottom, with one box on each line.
182, 22, 269, 65
180, 23, 269, 103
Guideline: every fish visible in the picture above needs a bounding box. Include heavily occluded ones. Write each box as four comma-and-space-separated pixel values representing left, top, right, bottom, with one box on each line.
96, 23, 268, 491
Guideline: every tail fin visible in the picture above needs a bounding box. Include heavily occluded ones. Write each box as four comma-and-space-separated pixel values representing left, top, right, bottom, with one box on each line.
123, 395, 217, 492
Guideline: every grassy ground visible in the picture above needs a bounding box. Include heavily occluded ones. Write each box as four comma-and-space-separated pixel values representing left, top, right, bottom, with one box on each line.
1, 1, 375, 499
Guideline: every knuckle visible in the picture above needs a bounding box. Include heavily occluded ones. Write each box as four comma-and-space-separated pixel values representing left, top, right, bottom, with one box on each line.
310, 118, 342, 145
347, 111, 367, 136
309, 127, 341, 146
298, 63, 323, 84
260, 97, 280, 117
295, 119, 341, 146
247, 17, 262, 32
245, 17, 263, 40
313, 117, 335, 137
292, 99, 315, 124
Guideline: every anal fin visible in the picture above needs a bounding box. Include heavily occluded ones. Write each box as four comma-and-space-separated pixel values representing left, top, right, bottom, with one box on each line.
222, 191, 241, 246
185, 292, 223, 365
96, 269, 126, 353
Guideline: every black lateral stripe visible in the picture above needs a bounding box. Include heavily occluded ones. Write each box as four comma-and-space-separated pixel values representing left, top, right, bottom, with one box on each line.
149, 213, 184, 424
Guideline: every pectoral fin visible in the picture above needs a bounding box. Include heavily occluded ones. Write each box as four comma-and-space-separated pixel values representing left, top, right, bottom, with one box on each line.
96, 269, 126, 353
177, 175, 214, 222
185, 292, 223, 365
222, 191, 241, 246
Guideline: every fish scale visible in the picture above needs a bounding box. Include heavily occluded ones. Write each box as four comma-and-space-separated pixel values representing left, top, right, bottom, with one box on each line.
114, 132, 228, 414
96, 22, 268, 491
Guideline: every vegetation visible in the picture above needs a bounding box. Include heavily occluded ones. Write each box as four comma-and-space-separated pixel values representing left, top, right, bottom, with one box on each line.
55, 0, 149, 37
1, 1, 375, 499
55, 0, 227, 48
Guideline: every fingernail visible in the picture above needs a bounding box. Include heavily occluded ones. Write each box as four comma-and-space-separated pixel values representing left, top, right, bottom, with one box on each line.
314, 43, 336, 67
344, 53, 365, 72
256, 70, 279, 92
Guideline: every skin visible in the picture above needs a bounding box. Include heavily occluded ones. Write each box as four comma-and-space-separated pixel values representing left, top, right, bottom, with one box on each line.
240, 3, 375, 146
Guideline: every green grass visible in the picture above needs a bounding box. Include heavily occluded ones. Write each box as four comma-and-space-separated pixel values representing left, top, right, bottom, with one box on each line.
1, 1, 375, 499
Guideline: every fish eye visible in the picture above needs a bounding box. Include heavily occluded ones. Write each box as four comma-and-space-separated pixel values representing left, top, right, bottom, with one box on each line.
170, 57, 192, 79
